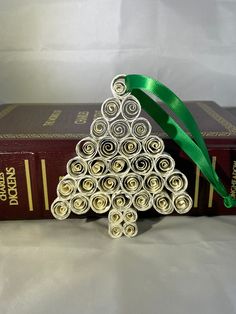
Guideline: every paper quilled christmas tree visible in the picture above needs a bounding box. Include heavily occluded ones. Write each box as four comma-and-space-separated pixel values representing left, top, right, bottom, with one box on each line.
50, 74, 193, 238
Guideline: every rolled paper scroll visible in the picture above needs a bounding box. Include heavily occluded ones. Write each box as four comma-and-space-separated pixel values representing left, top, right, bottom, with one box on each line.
119, 137, 142, 158
153, 192, 174, 215
108, 223, 123, 239
77, 175, 97, 195
112, 192, 132, 210
90, 117, 108, 139
123, 208, 138, 223
98, 174, 120, 194
143, 135, 164, 157
173, 192, 193, 214
130, 153, 153, 175
101, 97, 121, 121
76, 137, 98, 160
109, 155, 130, 176
143, 172, 164, 194
133, 190, 152, 211
111, 74, 129, 99
121, 95, 141, 121
123, 222, 138, 238
98, 137, 119, 159
88, 158, 108, 177
57, 175, 77, 200
131, 117, 151, 140
70, 193, 90, 215
108, 209, 123, 225
121, 173, 143, 194
165, 170, 188, 193
66, 157, 87, 178
90, 192, 111, 213
51, 198, 71, 220
155, 154, 175, 177
109, 119, 130, 139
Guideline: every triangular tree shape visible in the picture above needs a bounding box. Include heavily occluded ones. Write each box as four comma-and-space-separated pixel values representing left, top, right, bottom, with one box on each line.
51, 74, 193, 238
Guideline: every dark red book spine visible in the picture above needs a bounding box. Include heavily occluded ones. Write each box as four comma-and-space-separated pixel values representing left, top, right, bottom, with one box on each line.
0, 139, 236, 219
0, 101, 236, 219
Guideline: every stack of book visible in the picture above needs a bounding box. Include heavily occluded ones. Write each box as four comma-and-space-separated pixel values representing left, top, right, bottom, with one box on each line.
0, 101, 235, 220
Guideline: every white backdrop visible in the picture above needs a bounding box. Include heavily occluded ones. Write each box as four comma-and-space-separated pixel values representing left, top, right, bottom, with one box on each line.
0, 0, 236, 106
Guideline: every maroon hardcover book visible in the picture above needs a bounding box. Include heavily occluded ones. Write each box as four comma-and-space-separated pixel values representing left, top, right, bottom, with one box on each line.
0, 101, 236, 220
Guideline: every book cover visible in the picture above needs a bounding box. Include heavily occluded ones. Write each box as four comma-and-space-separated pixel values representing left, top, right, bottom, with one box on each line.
0, 101, 236, 219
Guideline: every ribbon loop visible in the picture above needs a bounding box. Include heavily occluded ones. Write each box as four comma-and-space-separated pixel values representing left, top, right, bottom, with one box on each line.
224, 195, 236, 208
125, 74, 235, 208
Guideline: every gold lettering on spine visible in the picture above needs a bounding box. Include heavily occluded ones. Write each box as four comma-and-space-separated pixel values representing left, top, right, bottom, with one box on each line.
43, 110, 62, 127
0, 172, 7, 201
93, 110, 102, 120
74, 111, 89, 124
208, 156, 217, 208
230, 161, 236, 199
41, 159, 49, 210
194, 166, 200, 208
24, 160, 34, 211
6, 167, 18, 205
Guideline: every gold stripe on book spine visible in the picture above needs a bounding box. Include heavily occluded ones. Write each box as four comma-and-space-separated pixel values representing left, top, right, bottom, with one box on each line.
194, 166, 200, 208
0, 105, 18, 120
208, 156, 217, 208
41, 159, 49, 210
24, 159, 34, 211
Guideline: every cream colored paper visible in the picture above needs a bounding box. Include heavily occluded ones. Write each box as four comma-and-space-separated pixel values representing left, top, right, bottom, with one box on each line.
51, 74, 192, 238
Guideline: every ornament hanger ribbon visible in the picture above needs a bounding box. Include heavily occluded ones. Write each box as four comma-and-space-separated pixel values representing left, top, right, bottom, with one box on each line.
125, 74, 236, 208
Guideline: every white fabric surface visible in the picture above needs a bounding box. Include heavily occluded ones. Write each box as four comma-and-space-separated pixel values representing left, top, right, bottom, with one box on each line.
0, 0, 236, 106
1, 216, 236, 314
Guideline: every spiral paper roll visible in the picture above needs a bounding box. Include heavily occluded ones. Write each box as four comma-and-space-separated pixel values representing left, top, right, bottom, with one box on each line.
88, 158, 108, 177
144, 135, 164, 157
108, 223, 123, 239
90, 117, 108, 139
98, 137, 119, 159
78, 175, 97, 195
51, 73, 193, 238
173, 192, 192, 214
98, 174, 120, 194
108, 209, 123, 225
121, 95, 141, 121
76, 137, 98, 160
123, 208, 138, 223
130, 154, 153, 175
57, 176, 77, 200
109, 155, 130, 176
123, 222, 138, 238
51, 198, 71, 220
119, 137, 142, 158
155, 154, 175, 176
111, 74, 128, 98
101, 97, 121, 121
153, 192, 174, 215
66, 157, 87, 178
131, 118, 151, 140
121, 174, 143, 194
165, 170, 188, 193
109, 119, 130, 139
133, 190, 152, 211
143, 172, 164, 193
90, 192, 111, 213
70, 193, 90, 215
112, 192, 132, 210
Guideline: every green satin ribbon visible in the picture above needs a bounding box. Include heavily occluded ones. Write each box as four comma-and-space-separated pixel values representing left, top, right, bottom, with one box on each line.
125, 74, 236, 208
